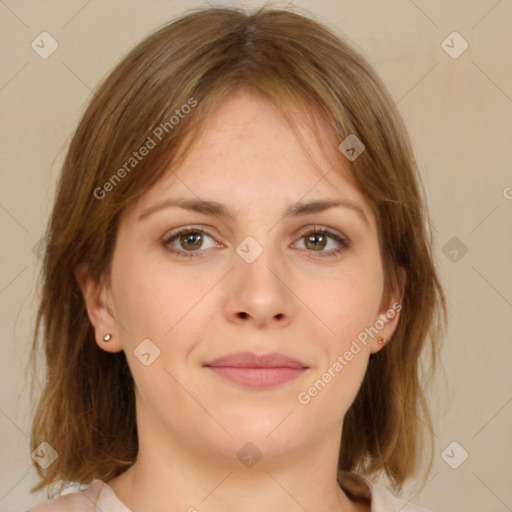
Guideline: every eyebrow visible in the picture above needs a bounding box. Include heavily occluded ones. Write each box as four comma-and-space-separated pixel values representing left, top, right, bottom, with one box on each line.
138, 197, 369, 226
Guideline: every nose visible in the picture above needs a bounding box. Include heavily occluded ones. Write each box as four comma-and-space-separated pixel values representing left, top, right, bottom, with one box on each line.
223, 245, 294, 329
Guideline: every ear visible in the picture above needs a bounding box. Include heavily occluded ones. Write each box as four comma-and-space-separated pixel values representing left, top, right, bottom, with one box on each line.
370, 266, 406, 354
75, 264, 123, 353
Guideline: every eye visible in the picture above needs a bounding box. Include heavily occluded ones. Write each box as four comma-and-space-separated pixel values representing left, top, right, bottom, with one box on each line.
293, 226, 350, 258
162, 227, 219, 257
162, 225, 350, 259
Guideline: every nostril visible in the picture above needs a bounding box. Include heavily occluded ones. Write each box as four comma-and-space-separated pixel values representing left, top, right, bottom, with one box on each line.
238, 312, 249, 319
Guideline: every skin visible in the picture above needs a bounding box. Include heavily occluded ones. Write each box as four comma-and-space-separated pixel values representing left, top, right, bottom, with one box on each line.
78, 90, 402, 512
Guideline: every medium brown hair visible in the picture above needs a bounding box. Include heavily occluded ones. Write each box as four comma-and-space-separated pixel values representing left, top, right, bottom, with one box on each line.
30, 5, 446, 496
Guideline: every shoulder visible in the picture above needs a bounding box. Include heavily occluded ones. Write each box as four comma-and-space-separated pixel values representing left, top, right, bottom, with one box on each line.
339, 472, 436, 512
27, 475, 436, 512
26, 480, 120, 512
369, 481, 435, 511
27, 492, 91, 512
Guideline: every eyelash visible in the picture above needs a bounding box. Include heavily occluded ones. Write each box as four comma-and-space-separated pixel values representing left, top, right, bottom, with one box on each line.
162, 225, 350, 259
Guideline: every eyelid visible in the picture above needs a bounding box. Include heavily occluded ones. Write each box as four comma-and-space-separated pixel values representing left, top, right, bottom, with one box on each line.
162, 225, 219, 242
295, 224, 349, 242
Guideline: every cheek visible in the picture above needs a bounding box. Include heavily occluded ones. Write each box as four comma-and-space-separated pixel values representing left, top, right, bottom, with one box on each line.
296, 277, 381, 420
109, 256, 205, 409
295, 258, 383, 413
309, 259, 384, 347
111, 250, 209, 342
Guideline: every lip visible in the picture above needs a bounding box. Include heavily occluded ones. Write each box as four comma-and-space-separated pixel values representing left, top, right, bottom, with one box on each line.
203, 351, 309, 389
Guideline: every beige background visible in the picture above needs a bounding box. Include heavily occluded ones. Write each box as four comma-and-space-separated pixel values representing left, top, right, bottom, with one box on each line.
1, 0, 511, 511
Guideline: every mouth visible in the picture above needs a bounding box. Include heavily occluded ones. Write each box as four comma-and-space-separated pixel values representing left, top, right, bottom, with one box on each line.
203, 351, 309, 389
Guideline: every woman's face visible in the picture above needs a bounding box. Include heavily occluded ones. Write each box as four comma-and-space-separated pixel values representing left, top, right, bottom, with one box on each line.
83, 90, 401, 467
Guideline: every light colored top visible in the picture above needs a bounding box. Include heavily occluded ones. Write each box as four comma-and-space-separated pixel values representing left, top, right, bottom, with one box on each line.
27, 473, 434, 512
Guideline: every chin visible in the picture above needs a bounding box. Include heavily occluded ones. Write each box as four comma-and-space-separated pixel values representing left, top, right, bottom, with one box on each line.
209, 414, 316, 457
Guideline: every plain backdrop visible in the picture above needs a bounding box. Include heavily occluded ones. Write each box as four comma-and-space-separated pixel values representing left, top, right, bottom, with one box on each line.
1, 1, 511, 511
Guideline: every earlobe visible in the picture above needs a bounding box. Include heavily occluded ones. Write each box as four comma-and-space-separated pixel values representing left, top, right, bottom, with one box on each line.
377, 335, 388, 345
370, 304, 401, 354
74, 265, 123, 353
371, 267, 406, 354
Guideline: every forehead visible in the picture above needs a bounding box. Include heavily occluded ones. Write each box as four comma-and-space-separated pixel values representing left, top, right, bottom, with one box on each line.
130, 90, 370, 218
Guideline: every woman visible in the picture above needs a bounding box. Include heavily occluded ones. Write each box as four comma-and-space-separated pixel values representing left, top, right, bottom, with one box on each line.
28, 6, 446, 511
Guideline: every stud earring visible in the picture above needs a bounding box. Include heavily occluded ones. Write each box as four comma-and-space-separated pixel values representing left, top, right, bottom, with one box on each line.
103, 334, 112, 342
377, 335, 387, 345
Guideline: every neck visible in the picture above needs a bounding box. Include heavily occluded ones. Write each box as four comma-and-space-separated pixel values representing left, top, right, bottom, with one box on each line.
106, 405, 362, 512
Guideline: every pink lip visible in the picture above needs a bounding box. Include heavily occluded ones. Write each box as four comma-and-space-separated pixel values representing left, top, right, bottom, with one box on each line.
203, 352, 309, 389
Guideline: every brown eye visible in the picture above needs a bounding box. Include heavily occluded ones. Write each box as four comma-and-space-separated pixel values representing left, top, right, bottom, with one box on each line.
163, 228, 218, 257
304, 233, 328, 251
179, 232, 204, 250
294, 227, 350, 258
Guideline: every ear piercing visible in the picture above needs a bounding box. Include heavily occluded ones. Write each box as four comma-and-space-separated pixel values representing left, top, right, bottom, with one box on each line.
105, 332, 386, 345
